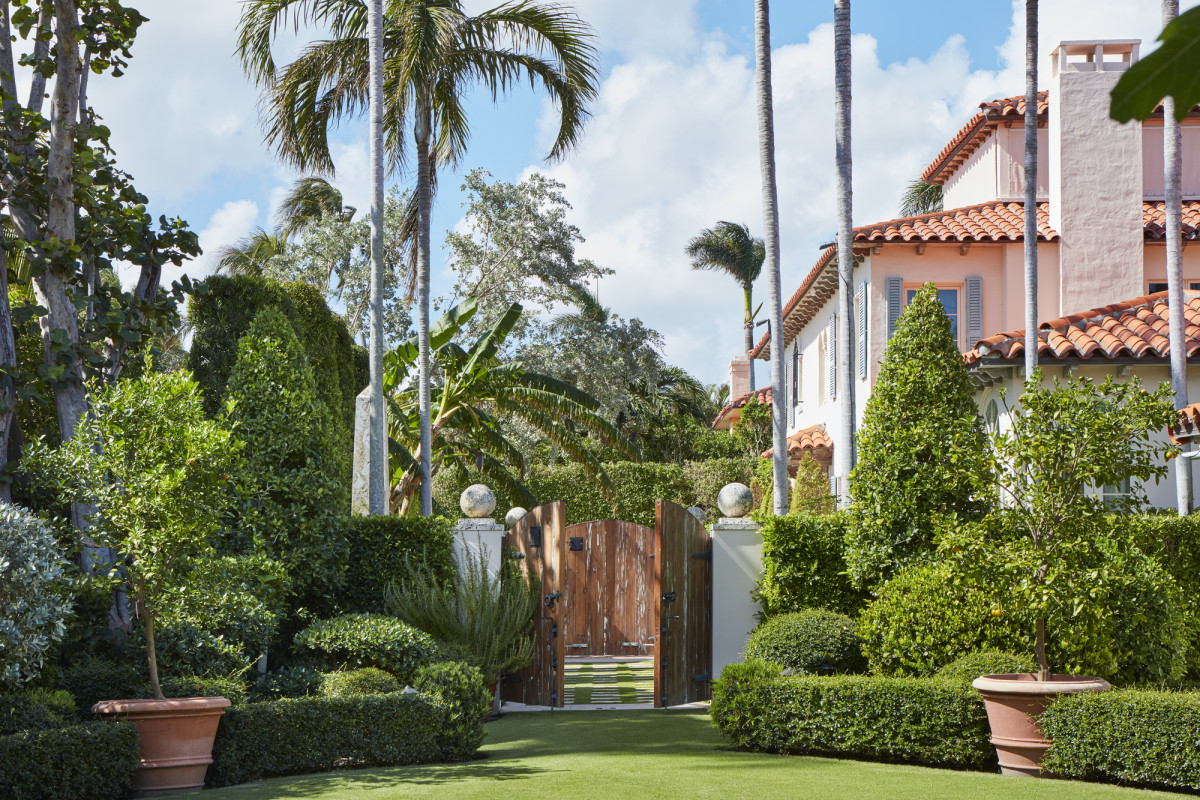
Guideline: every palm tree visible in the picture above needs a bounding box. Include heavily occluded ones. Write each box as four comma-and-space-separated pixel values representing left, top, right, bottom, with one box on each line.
1023, 0, 1038, 381
685, 221, 764, 391
276, 176, 356, 240
214, 227, 288, 276
898, 178, 942, 217
1163, 0, 1190, 515
755, 0, 788, 516
834, 0, 855, 498
236, 0, 600, 517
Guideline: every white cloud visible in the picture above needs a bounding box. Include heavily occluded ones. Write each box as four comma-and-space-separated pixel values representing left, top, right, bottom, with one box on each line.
192, 199, 260, 278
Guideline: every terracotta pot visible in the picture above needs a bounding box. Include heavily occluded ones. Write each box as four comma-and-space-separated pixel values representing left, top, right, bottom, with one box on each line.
972, 673, 1110, 777
92, 696, 231, 798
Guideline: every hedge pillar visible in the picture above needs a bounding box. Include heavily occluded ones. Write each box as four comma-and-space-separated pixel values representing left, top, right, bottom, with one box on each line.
711, 499, 764, 678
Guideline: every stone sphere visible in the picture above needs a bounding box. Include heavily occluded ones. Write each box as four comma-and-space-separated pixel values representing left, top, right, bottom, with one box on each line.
687, 506, 707, 524
505, 507, 528, 529
460, 484, 497, 518
717, 483, 755, 518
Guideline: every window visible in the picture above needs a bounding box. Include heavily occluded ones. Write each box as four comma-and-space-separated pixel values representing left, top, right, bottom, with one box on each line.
1099, 478, 1131, 508
984, 398, 1000, 432
905, 285, 961, 346
1148, 281, 1200, 293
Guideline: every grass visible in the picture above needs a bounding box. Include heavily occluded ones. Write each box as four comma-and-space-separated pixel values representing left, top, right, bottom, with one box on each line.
190, 711, 1188, 800
564, 660, 654, 704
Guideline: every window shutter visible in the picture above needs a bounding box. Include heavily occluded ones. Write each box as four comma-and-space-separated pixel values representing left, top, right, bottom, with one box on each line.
792, 347, 800, 407
826, 315, 837, 400
857, 281, 868, 379
966, 275, 983, 346
886, 276, 903, 341
829, 471, 838, 499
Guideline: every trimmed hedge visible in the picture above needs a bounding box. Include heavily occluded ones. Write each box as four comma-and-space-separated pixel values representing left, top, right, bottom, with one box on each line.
1042, 690, 1200, 792
207, 693, 445, 787
320, 668, 400, 698
0, 721, 140, 800
294, 614, 442, 683
935, 650, 1036, 683
1127, 514, 1200, 677
0, 689, 75, 734
744, 609, 865, 675
756, 513, 867, 617
710, 661, 993, 769
341, 515, 456, 614
413, 661, 491, 761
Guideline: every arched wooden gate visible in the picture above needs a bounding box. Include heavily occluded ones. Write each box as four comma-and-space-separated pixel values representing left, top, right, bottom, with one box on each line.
500, 500, 711, 708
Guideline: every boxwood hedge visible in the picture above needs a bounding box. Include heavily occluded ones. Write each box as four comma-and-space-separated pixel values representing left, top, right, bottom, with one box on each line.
1042, 689, 1200, 792
0, 721, 139, 800
756, 513, 867, 617
208, 693, 445, 787
294, 614, 442, 683
710, 661, 993, 769
340, 515, 456, 614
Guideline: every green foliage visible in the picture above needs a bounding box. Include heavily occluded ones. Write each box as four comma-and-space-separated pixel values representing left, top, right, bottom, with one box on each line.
1110, 6, 1200, 123
224, 308, 349, 600
681, 458, 757, 518
732, 396, 772, 459
56, 659, 147, 716
1042, 689, 1200, 792
24, 370, 237, 700
319, 667, 400, 698
413, 661, 491, 761
848, 284, 992, 590
188, 274, 366, 464
160, 675, 248, 707
207, 693, 445, 788
0, 721, 139, 800
385, 549, 539, 684
251, 665, 323, 701
757, 513, 866, 618
942, 374, 1182, 679
0, 689, 75, 735
294, 614, 442, 683
0, 503, 73, 689
790, 453, 833, 515
744, 609, 865, 674
935, 650, 1037, 683
341, 515, 455, 614
153, 620, 252, 680
710, 663, 992, 768
1125, 514, 1200, 677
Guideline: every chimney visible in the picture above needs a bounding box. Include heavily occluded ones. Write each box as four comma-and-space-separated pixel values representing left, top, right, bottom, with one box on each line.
1049, 40, 1144, 316
729, 356, 752, 401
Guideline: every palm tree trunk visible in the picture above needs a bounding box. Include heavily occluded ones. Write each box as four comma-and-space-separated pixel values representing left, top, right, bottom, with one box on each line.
1162, 0, 1190, 516
743, 286, 755, 392
834, 0, 854, 499
415, 95, 434, 518
1023, 0, 1038, 381
755, 0, 787, 516
366, 0, 387, 515
0, 1, 18, 503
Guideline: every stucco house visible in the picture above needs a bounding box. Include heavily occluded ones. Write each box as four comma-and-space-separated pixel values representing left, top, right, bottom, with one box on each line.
720, 39, 1200, 509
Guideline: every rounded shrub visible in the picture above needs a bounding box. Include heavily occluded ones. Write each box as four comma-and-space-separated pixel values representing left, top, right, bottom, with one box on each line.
0, 503, 73, 690
320, 667, 400, 698
935, 650, 1037, 683
744, 608, 865, 674
160, 675, 248, 706
252, 665, 323, 701
0, 688, 76, 734
57, 659, 147, 714
294, 614, 442, 683
414, 661, 490, 761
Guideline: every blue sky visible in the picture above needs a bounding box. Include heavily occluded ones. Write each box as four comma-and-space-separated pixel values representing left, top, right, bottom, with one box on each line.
80, 0, 1190, 386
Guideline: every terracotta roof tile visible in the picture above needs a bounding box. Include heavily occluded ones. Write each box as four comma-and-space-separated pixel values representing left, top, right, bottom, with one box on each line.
711, 386, 772, 429
1172, 402, 1200, 442
1143, 201, 1200, 240
761, 424, 832, 459
853, 201, 1056, 243
964, 291, 1200, 367
922, 92, 1049, 185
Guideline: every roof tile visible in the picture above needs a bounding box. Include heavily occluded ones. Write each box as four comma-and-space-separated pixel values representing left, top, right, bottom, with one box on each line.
761, 424, 833, 459
922, 92, 1049, 185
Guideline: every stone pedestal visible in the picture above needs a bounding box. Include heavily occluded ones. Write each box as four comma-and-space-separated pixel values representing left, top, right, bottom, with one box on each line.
453, 519, 505, 579
710, 517, 764, 680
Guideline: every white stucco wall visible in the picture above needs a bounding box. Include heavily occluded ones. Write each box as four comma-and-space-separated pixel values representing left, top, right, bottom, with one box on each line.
943, 137, 999, 210
710, 518, 764, 679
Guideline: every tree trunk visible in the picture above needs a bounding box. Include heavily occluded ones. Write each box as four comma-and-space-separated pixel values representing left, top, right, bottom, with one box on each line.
366, 0, 388, 516
140, 592, 164, 700
1163, 0, 1191, 516
755, 0, 787, 516
415, 96, 434, 518
1035, 616, 1049, 682
0, 1, 18, 503
26, 2, 50, 114
1023, 0, 1039, 381
743, 286, 755, 392
834, 0, 855, 500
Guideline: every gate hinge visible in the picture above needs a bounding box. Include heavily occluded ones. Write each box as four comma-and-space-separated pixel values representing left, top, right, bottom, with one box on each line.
691, 672, 712, 683
691, 551, 712, 561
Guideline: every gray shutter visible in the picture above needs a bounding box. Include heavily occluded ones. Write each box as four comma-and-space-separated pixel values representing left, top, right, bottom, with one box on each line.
826, 315, 837, 400
829, 471, 838, 498
857, 281, 868, 379
886, 276, 903, 341
966, 275, 983, 346
792, 347, 800, 405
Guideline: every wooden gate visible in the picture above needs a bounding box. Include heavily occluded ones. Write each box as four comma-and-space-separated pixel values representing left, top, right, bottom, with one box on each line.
500, 501, 564, 708
654, 500, 712, 706
562, 520, 655, 657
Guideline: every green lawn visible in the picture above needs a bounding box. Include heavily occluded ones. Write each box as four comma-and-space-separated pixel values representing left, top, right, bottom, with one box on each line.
192, 711, 1185, 799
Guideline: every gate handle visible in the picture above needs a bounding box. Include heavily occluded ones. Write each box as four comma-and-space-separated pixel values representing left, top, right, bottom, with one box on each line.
544, 591, 562, 608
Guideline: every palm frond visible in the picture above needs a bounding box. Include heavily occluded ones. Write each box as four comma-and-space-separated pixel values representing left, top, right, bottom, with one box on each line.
685, 220, 764, 287
898, 179, 943, 217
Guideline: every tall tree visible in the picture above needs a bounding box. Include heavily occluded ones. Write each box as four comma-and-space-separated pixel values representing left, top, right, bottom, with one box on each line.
1162, 0, 1191, 516
236, 0, 600, 516
215, 228, 287, 276
685, 221, 764, 391
366, 0, 387, 516
755, 0, 787, 516
834, 0, 855, 499
1023, 0, 1038, 380
898, 178, 942, 217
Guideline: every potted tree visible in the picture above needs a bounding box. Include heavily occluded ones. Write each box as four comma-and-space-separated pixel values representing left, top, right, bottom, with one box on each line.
943, 372, 1178, 777
29, 369, 239, 797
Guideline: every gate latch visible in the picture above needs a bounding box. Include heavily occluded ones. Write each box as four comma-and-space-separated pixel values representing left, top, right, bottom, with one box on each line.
661, 591, 677, 602
568, 536, 584, 551
544, 591, 562, 608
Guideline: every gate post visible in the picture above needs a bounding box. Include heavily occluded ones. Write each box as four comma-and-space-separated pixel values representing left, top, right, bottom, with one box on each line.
709, 484, 763, 680
453, 484, 504, 578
